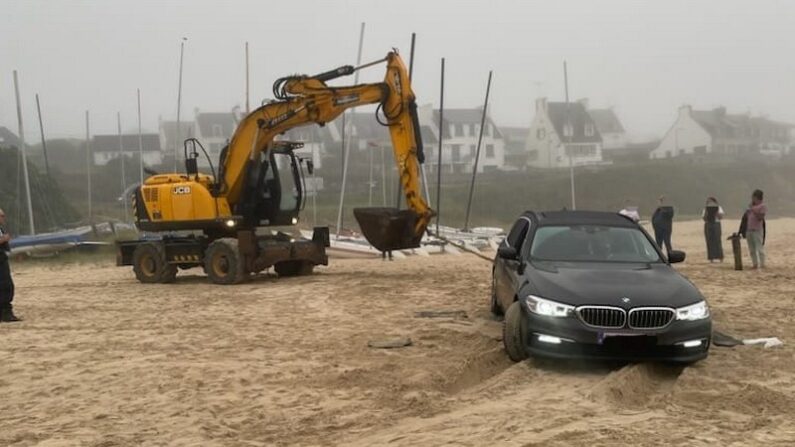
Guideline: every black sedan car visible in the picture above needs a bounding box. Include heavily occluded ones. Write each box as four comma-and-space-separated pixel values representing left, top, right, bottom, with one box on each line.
491, 210, 711, 363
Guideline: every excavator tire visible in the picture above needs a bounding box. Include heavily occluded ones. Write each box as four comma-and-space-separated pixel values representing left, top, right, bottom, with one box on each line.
503, 301, 529, 362
274, 260, 314, 277
133, 243, 177, 284
205, 238, 247, 285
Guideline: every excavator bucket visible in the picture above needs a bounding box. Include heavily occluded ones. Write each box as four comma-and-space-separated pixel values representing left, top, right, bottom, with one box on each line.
353, 207, 425, 252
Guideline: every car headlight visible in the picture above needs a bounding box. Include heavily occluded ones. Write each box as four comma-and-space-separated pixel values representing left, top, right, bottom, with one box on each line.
676, 300, 710, 321
525, 295, 574, 318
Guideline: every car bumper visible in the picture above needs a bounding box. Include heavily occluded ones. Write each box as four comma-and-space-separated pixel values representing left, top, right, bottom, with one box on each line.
522, 310, 712, 363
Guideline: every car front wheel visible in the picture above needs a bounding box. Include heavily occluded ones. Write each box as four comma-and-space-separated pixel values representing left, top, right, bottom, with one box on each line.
503, 301, 529, 362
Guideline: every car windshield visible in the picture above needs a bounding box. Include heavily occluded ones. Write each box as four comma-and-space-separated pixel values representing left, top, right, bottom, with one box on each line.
529, 225, 662, 263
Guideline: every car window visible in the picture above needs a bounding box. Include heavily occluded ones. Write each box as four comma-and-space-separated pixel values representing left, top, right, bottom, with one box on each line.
529, 225, 662, 263
505, 218, 530, 251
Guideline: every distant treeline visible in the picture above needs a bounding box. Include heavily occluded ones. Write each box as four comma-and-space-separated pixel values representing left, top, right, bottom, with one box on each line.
10, 140, 795, 233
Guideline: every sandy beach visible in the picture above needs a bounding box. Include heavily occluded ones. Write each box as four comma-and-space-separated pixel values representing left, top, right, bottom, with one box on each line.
2, 218, 795, 446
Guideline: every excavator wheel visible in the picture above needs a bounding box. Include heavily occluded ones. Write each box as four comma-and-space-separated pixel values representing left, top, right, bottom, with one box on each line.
204, 238, 247, 285
273, 260, 314, 277
132, 243, 177, 284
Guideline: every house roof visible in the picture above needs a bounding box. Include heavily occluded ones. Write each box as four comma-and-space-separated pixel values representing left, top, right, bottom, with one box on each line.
545, 102, 602, 144
195, 113, 237, 138
432, 108, 503, 139
0, 127, 22, 149
589, 109, 625, 134
689, 107, 793, 141
500, 126, 529, 142
92, 134, 161, 153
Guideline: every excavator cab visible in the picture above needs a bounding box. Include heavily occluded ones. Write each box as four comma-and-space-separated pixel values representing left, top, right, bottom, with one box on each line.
238, 141, 305, 228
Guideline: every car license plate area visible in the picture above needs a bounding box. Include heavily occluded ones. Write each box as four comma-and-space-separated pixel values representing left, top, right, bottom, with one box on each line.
599, 333, 658, 351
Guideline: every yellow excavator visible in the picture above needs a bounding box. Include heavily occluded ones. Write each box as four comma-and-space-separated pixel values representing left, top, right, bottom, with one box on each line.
117, 50, 434, 284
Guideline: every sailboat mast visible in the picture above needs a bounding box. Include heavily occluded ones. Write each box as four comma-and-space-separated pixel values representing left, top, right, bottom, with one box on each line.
12, 70, 35, 235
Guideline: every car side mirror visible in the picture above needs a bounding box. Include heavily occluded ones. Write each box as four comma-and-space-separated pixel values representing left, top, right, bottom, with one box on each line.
497, 246, 518, 260
668, 250, 686, 264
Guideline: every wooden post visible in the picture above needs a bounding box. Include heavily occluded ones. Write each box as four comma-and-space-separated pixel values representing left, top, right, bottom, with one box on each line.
435, 58, 445, 237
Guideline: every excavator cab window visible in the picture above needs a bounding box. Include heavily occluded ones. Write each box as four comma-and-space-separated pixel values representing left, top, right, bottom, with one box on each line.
261, 146, 304, 225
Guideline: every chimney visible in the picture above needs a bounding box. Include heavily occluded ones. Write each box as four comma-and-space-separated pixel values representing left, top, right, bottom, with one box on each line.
577, 98, 589, 110
678, 104, 692, 119
535, 97, 548, 113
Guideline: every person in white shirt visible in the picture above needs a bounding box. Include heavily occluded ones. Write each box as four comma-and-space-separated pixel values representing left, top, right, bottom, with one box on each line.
0, 208, 21, 322
618, 200, 641, 223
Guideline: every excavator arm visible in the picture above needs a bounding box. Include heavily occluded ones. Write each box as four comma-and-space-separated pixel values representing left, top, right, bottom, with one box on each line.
220, 51, 434, 251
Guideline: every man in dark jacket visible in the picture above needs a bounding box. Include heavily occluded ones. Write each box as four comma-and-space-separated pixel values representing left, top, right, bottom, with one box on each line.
0, 208, 21, 322
651, 195, 675, 257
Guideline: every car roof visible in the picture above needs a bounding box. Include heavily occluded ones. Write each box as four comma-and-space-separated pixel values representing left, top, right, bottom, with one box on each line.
522, 210, 637, 227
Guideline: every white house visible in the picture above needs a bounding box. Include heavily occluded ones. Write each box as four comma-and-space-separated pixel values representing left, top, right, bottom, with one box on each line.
652, 105, 794, 159
417, 105, 506, 174
195, 111, 237, 159
158, 119, 195, 164
588, 106, 626, 150
92, 134, 163, 167
526, 98, 604, 169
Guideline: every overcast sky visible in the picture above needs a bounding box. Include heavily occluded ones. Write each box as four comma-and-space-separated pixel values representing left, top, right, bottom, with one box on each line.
2, 0, 794, 142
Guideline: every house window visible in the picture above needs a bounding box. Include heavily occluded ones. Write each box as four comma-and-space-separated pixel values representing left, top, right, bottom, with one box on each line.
584, 124, 594, 137
449, 124, 455, 136
563, 123, 574, 138
537, 128, 546, 139
212, 124, 223, 137
486, 124, 493, 137
455, 124, 463, 137
451, 144, 461, 162
486, 144, 495, 158
470, 145, 476, 157
464, 124, 471, 136
694, 146, 707, 155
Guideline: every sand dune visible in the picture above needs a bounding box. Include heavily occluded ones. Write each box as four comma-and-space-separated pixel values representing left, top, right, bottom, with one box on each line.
1, 218, 794, 446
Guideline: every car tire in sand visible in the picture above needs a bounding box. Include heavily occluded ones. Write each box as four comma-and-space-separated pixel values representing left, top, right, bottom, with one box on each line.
503, 301, 529, 362
205, 238, 247, 285
274, 260, 314, 277
132, 242, 177, 284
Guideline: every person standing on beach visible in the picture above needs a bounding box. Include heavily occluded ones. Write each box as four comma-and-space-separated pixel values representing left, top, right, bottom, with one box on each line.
703, 197, 724, 262
0, 208, 21, 322
651, 196, 675, 257
745, 189, 767, 269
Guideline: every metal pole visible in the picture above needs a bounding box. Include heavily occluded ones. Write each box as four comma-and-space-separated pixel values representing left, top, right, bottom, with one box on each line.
435, 58, 445, 237
395, 32, 418, 209
13, 70, 35, 235
463, 70, 493, 232
118, 112, 128, 223
35, 93, 50, 177
85, 110, 92, 223
381, 144, 387, 206
137, 88, 144, 184
368, 142, 374, 206
564, 60, 576, 210
245, 41, 250, 114
335, 21, 365, 236
175, 37, 186, 172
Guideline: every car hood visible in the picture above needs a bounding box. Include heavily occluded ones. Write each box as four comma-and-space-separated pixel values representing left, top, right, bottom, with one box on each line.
525, 261, 704, 308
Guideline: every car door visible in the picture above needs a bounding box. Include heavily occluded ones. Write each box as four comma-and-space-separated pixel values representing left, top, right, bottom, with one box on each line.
496, 217, 531, 309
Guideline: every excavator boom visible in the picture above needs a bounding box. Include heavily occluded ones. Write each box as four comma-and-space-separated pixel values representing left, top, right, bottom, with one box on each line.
221, 51, 433, 250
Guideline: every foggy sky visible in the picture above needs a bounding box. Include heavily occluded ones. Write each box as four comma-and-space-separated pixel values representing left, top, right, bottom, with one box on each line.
2, 0, 794, 142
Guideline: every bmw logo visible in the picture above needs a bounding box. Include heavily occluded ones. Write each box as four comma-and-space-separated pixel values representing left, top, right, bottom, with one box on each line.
622, 297, 631, 303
